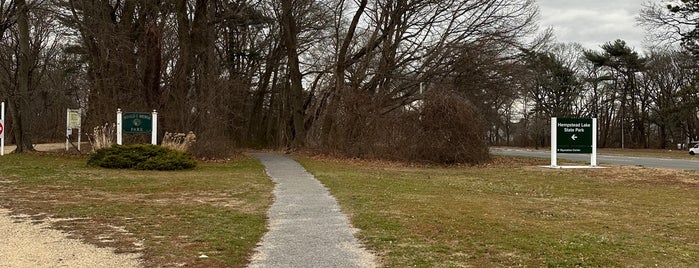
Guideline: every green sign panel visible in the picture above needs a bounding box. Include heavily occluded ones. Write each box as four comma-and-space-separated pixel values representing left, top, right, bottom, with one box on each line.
557, 118, 593, 154
123, 112, 152, 133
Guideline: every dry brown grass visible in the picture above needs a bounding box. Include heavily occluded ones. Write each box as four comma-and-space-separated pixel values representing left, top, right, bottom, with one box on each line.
298, 154, 699, 267
0, 153, 272, 267
87, 123, 116, 151
585, 165, 699, 185
162, 131, 197, 153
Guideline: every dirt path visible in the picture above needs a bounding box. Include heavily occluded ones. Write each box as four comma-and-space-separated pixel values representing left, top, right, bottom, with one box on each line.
0, 209, 141, 268
1, 143, 77, 153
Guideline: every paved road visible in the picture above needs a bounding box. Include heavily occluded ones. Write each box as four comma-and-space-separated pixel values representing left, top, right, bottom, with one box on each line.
249, 153, 375, 268
491, 148, 699, 171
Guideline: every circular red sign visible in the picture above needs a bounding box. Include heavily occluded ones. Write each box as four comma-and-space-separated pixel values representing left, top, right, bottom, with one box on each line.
0, 122, 3, 135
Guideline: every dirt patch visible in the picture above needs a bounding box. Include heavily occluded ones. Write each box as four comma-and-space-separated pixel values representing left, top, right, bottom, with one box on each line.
588, 165, 699, 186
0, 208, 142, 268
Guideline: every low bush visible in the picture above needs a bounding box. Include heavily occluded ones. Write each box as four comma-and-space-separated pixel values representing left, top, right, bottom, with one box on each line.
87, 144, 197, 170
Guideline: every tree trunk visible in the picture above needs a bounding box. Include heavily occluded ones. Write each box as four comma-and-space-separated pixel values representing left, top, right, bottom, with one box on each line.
12, 0, 34, 153
280, 0, 305, 149
142, 1, 162, 111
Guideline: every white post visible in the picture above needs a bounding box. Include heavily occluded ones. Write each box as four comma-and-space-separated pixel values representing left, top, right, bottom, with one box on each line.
551, 117, 557, 168
116, 108, 123, 145
591, 118, 597, 167
151, 110, 158, 145
1, 102, 4, 156
66, 109, 70, 151
77, 108, 82, 151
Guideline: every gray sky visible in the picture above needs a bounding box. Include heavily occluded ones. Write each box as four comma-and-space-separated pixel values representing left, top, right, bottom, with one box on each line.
536, 0, 648, 51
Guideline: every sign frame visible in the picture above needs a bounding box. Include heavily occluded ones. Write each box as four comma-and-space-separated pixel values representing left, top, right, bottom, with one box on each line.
116, 109, 158, 145
66, 108, 82, 151
550, 117, 597, 168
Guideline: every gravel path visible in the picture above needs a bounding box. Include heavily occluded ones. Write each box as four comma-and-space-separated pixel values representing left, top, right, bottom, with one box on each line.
0, 209, 141, 268
249, 153, 376, 268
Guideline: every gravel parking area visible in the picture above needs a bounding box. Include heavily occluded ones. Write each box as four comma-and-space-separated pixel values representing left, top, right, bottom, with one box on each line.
0, 209, 141, 268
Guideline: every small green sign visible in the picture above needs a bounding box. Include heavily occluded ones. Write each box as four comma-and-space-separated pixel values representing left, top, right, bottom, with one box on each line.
557, 118, 593, 154
123, 112, 152, 133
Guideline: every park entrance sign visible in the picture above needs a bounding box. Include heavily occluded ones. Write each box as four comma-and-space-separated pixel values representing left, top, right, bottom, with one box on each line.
116, 109, 158, 145
550, 117, 597, 168
556, 118, 593, 153
122, 112, 153, 133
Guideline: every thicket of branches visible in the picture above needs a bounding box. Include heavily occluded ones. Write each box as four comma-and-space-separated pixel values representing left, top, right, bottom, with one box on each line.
2, 0, 699, 162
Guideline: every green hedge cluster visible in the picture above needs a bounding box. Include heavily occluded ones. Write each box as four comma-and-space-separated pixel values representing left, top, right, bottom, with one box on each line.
88, 144, 197, 170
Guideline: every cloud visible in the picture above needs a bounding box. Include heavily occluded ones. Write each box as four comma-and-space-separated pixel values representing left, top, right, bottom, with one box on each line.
537, 0, 647, 51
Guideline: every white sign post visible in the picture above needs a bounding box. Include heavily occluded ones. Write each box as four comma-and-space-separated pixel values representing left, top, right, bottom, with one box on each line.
1, 102, 4, 156
117, 109, 123, 145
592, 118, 597, 167
551, 117, 557, 167
151, 110, 158, 145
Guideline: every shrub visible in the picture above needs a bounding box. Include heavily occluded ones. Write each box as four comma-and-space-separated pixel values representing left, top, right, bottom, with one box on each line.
414, 89, 490, 164
309, 88, 489, 164
87, 144, 197, 170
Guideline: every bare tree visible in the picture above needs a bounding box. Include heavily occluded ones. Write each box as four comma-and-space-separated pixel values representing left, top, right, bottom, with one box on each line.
11, 0, 34, 152
305, 0, 539, 160
640, 1, 699, 54
0, 1, 85, 146
641, 50, 699, 148
278, 0, 305, 149
0, 0, 15, 37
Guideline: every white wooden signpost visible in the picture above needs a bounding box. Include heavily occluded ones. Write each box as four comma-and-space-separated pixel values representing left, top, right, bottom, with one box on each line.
1, 102, 4, 156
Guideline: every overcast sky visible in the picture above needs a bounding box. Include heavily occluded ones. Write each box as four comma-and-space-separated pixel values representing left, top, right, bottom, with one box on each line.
536, 0, 649, 51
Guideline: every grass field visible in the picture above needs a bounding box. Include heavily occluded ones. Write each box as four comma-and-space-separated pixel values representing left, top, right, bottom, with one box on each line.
0, 153, 273, 268
1, 151, 698, 267
298, 155, 699, 267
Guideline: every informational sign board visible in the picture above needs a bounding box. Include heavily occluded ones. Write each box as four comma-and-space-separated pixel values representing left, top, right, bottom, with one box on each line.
122, 112, 153, 133
66, 108, 82, 151
67, 109, 81, 129
556, 118, 593, 153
